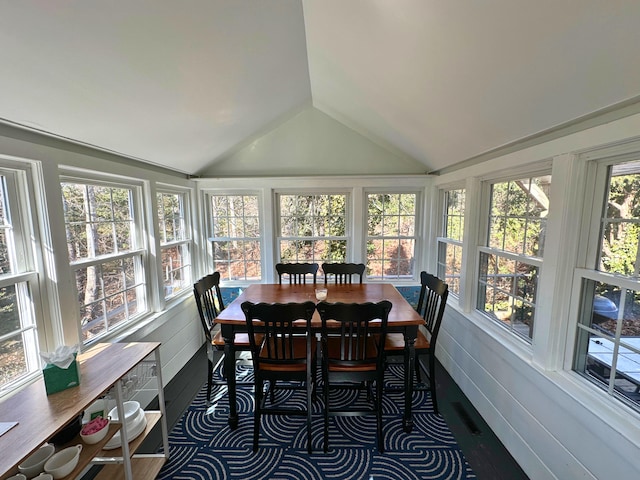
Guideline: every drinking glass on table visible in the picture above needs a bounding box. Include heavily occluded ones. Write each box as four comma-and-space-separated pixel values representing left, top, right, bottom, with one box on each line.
315, 288, 328, 301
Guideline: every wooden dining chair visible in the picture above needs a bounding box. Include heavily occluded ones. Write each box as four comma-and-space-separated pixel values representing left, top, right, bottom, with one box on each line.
316, 300, 392, 453
193, 272, 261, 403
275, 262, 319, 284
322, 262, 365, 284
381, 271, 449, 414
241, 300, 317, 453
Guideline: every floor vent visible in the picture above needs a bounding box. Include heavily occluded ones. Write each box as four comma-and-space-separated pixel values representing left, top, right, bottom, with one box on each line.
452, 401, 481, 435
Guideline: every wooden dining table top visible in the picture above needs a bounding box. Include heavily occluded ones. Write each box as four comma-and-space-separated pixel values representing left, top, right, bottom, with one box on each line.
214, 283, 424, 327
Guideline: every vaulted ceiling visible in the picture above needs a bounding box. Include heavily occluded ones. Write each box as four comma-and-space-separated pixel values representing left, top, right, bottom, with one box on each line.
1, 1, 639, 175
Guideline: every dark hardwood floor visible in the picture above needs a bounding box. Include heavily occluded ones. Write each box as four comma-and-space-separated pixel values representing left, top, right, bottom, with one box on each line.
139, 346, 529, 480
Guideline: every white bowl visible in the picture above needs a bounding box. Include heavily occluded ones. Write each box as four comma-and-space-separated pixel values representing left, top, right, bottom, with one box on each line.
80, 417, 110, 445
34, 474, 53, 480
6, 474, 26, 480
108, 400, 140, 425
18, 442, 55, 478
44, 444, 82, 479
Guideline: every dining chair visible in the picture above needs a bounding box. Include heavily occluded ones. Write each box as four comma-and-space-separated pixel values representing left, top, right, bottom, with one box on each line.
316, 300, 392, 453
381, 271, 449, 414
275, 262, 319, 284
322, 262, 365, 284
193, 272, 261, 403
241, 300, 317, 453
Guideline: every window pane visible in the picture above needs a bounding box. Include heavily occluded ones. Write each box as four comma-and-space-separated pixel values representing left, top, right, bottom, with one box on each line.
278, 193, 347, 264
574, 279, 640, 408
161, 244, 191, 296
488, 176, 550, 257
477, 251, 536, 340
366, 193, 418, 280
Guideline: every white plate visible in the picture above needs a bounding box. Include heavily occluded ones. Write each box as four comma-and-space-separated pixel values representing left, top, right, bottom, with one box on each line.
103, 408, 147, 450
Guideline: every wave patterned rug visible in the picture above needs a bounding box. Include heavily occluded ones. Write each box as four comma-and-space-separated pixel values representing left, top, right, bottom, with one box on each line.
157, 363, 476, 480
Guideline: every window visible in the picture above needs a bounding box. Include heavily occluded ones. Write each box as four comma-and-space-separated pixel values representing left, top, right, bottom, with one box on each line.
366, 192, 417, 280
278, 193, 348, 265
0, 166, 44, 394
61, 179, 147, 343
573, 159, 640, 409
157, 190, 192, 298
210, 194, 261, 281
437, 188, 465, 295
477, 176, 551, 341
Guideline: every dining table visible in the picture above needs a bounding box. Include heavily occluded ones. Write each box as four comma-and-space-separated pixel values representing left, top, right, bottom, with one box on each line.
213, 282, 425, 433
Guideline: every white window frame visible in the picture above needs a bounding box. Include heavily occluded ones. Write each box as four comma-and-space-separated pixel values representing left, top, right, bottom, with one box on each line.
156, 186, 192, 300
437, 186, 465, 296
365, 188, 422, 283
0, 161, 47, 396
207, 191, 263, 283
476, 170, 552, 343
275, 189, 351, 266
569, 150, 640, 411
60, 173, 149, 345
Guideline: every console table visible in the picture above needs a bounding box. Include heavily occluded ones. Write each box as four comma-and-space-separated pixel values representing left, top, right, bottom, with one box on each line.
0, 342, 169, 480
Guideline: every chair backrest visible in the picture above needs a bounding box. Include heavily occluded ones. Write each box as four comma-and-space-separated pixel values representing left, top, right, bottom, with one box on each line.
322, 262, 365, 284
316, 301, 392, 369
275, 262, 319, 284
193, 272, 225, 342
415, 271, 449, 348
241, 301, 316, 368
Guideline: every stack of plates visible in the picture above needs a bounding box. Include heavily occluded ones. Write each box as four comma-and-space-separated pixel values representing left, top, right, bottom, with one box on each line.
103, 402, 147, 450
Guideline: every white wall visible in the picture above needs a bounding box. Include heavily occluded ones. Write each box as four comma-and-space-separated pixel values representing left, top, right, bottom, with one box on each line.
199, 106, 426, 177
434, 112, 640, 480
0, 124, 204, 396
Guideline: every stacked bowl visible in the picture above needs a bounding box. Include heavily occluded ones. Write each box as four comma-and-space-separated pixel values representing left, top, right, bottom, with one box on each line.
103, 401, 147, 450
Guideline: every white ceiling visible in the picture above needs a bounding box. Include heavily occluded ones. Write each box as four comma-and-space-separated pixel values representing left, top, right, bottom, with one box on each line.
1, 1, 640, 175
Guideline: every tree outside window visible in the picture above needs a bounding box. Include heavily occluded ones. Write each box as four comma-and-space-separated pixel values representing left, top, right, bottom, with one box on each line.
366, 192, 417, 281
477, 176, 550, 341
278, 193, 347, 269
438, 188, 465, 295
157, 191, 191, 298
573, 160, 640, 409
210, 194, 261, 281
62, 180, 147, 343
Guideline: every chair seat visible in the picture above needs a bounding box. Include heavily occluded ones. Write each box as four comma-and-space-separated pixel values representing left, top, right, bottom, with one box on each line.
381, 331, 430, 351
212, 331, 263, 348
259, 336, 316, 371
327, 336, 377, 371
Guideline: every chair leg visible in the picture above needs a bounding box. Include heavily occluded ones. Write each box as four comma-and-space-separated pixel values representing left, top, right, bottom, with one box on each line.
376, 376, 384, 453
207, 359, 213, 404
414, 353, 422, 384
253, 378, 263, 452
428, 355, 438, 414
323, 369, 329, 453
307, 367, 313, 454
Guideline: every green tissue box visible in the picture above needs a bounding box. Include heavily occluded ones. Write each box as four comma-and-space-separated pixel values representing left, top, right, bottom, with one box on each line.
43, 353, 80, 395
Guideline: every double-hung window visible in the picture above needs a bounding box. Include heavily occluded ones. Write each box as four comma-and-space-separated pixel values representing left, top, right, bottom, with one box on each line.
437, 188, 465, 295
277, 193, 348, 265
0, 165, 44, 394
157, 189, 192, 298
61, 177, 147, 343
366, 192, 418, 281
573, 158, 640, 410
210, 194, 261, 281
477, 175, 551, 341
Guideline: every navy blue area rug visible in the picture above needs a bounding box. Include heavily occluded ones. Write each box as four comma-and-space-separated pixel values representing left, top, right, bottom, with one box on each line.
157, 363, 476, 480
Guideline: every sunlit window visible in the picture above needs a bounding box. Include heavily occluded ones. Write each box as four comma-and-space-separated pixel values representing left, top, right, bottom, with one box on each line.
366, 192, 418, 281
477, 176, 551, 341
61, 179, 147, 343
437, 188, 465, 295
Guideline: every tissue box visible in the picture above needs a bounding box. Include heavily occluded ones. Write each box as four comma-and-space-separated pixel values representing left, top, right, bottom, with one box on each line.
43, 353, 80, 395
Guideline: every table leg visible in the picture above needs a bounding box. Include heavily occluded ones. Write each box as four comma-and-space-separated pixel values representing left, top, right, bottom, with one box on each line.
403, 326, 417, 433
221, 325, 239, 430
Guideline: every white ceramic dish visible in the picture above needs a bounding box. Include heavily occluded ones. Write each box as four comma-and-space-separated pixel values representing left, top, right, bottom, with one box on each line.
103, 408, 147, 450
108, 401, 140, 425
6, 474, 26, 480
18, 442, 55, 478
80, 417, 110, 445
34, 474, 53, 480
44, 444, 82, 479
